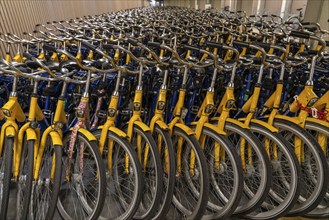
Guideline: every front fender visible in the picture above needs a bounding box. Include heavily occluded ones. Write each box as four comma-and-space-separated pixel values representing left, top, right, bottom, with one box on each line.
48, 131, 63, 146
251, 119, 278, 133
174, 123, 195, 136
203, 123, 226, 135
70, 128, 97, 141
155, 120, 169, 131
108, 127, 128, 138
274, 115, 302, 126
133, 121, 151, 132
306, 117, 329, 128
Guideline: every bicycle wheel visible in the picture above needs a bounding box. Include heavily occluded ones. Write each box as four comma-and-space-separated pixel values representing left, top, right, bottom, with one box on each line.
167, 126, 209, 220
192, 125, 243, 220
245, 123, 301, 220
223, 122, 272, 215
31, 136, 62, 220
122, 123, 163, 220
304, 121, 329, 218
92, 129, 143, 220
0, 136, 14, 219
57, 131, 106, 220
152, 125, 175, 220
273, 119, 329, 216
16, 138, 34, 220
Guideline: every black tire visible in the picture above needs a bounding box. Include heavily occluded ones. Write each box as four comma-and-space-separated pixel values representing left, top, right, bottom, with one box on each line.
304, 121, 329, 218
152, 125, 176, 220
193, 125, 244, 220
223, 122, 272, 215
273, 119, 329, 216
32, 135, 62, 220
92, 129, 143, 220
167, 126, 209, 220
57, 131, 106, 220
16, 139, 34, 220
0, 136, 14, 219
245, 123, 301, 220
122, 123, 163, 220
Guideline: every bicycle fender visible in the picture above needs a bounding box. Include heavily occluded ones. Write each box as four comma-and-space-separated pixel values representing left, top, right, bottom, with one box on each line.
108, 127, 128, 138
25, 128, 37, 141
48, 131, 63, 146
5, 126, 16, 137
225, 118, 250, 129
174, 123, 195, 136
306, 117, 329, 127
204, 123, 227, 135
274, 115, 302, 126
70, 128, 97, 141
251, 119, 278, 133
133, 121, 151, 132
155, 120, 169, 130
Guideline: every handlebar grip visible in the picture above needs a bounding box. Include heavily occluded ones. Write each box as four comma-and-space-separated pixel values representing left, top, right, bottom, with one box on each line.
147, 41, 161, 48
43, 44, 57, 53
289, 30, 310, 39
81, 40, 97, 51
326, 41, 329, 47
284, 21, 294, 24
233, 41, 250, 48
102, 44, 114, 50
183, 44, 200, 52
307, 50, 319, 55
205, 41, 223, 49
301, 22, 311, 25
127, 38, 139, 46
23, 52, 34, 60
253, 42, 271, 51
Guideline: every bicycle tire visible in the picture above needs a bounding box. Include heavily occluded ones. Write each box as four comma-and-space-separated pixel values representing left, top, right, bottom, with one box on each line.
57, 132, 106, 220
32, 136, 62, 220
0, 136, 14, 219
190, 125, 243, 220
17, 139, 34, 220
92, 129, 143, 220
223, 122, 272, 215
245, 123, 301, 220
152, 125, 176, 220
122, 123, 163, 220
167, 126, 209, 220
273, 118, 329, 216
303, 121, 329, 218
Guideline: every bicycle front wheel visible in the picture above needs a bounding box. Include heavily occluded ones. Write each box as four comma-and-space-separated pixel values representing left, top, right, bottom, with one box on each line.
196, 125, 244, 220
57, 131, 106, 220
31, 136, 62, 220
274, 119, 329, 216
17, 138, 34, 220
122, 123, 163, 220
167, 126, 209, 220
93, 129, 143, 220
0, 136, 14, 219
304, 121, 329, 218
245, 123, 301, 220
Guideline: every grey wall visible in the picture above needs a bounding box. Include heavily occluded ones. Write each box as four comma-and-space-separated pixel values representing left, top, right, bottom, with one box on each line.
0, 0, 144, 56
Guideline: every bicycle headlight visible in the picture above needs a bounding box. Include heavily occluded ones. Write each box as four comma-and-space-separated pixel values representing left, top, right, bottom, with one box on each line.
307, 98, 318, 107
133, 103, 141, 111
53, 121, 63, 130
157, 101, 165, 111
76, 109, 85, 118
226, 99, 235, 109
1, 109, 11, 117
205, 104, 214, 114
108, 108, 116, 117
